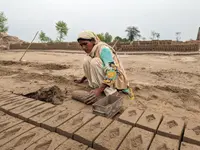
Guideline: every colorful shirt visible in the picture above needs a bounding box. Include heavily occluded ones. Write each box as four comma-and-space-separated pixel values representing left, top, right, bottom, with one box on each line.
99, 46, 134, 100
100, 47, 119, 86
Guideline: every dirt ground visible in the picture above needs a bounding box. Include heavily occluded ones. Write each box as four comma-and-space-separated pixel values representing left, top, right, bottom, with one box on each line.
0, 50, 200, 122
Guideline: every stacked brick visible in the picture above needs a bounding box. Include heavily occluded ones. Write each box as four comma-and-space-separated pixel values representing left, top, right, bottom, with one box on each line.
9, 40, 200, 52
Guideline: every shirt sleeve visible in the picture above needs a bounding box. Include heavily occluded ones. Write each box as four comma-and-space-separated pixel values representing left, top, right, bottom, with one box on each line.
100, 47, 119, 86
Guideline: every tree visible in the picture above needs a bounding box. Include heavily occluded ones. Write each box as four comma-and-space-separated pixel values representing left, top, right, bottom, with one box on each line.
0, 12, 8, 32
156, 33, 160, 40
114, 36, 129, 42
55, 21, 68, 42
104, 32, 112, 43
150, 31, 156, 40
142, 37, 146, 41
97, 33, 105, 41
125, 26, 141, 41
150, 31, 160, 40
39, 31, 52, 43
175, 32, 181, 41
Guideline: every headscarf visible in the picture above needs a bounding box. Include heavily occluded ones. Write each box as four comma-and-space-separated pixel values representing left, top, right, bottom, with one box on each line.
78, 31, 100, 44
77, 30, 116, 57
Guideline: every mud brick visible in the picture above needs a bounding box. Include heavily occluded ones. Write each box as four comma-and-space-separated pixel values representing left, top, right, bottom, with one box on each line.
26, 132, 67, 150
62, 100, 86, 110
0, 110, 6, 116
181, 142, 200, 150
0, 117, 23, 133
149, 135, 179, 150
157, 116, 185, 140
41, 109, 79, 132
0, 113, 16, 122
28, 106, 66, 126
81, 105, 93, 113
0, 122, 35, 147
0, 127, 50, 150
0, 93, 16, 99
0, 96, 25, 107
93, 120, 132, 150
0, 98, 34, 112
183, 121, 200, 146
74, 116, 112, 147
118, 107, 144, 126
136, 110, 163, 133
57, 112, 95, 138
18, 103, 54, 121
56, 139, 88, 150
9, 100, 44, 117
118, 127, 154, 150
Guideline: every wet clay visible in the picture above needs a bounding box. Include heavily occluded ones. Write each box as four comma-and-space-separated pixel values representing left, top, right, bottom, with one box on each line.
118, 107, 144, 126
56, 112, 95, 138
74, 116, 112, 147
28, 106, 66, 126
157, 116, 185, 140
0, 117, 23, 133
149, 135, 179, 150
56, 139, 88, 150
94, 120, 132, 150
18, 103, 54, 121
183, 121, 200, 146
136, 110, 163, 133
26, 132, 67, 150
181, 142, 200, 150
41, 109, 79, 131
9, 100, 44, 117
24, 85, 66, 105
118, 127, 154, 150
0, 127, 50, 150
0, 122, 35, 147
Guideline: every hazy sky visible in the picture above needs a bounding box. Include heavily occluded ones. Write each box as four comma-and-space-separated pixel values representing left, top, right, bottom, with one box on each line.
0, 0, 199, 42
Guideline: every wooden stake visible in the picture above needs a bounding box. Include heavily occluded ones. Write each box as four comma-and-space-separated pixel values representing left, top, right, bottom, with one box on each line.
19, 31, 39, 61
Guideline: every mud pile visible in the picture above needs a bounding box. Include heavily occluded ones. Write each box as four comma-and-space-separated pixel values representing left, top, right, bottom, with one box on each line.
24, 85, 66, 105
0, 32, 24, 50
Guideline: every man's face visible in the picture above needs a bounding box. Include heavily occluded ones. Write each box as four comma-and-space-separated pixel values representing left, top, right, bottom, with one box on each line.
79, 40, 94, 54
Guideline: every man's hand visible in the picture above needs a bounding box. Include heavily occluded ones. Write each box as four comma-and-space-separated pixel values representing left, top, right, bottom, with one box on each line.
83, 86, 106, 104
90, 88, 103, 97
74, 76, 87, 84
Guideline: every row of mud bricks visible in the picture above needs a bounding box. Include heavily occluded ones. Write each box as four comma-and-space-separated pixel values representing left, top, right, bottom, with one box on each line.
0, 91, 200, 150
120, 44, 199, 52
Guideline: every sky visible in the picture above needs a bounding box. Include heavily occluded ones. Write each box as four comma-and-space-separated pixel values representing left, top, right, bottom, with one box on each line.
0, 0, 199, 42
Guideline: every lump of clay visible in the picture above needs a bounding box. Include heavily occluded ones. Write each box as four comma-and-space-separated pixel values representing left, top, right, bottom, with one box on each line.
24, 85, 65, 105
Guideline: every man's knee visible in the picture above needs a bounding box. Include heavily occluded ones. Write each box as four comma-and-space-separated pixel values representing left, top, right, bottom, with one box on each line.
90, 58, 102, 68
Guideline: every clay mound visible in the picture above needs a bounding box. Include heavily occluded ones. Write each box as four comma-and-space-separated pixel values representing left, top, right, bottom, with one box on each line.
24, 85, 66, 105
0, 32, 24, 50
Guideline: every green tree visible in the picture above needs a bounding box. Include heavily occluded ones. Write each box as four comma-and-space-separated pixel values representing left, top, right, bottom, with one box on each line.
175, 32, 181, 41
125, 26, 141, 41
104, 32, 112, 43
114, 36, 122, 42
55, 21, 69, 42
142, 37, 146, 41
150, 31, 160, 40
97, 33, 105, 41
0, 12, 8, 32
39, 31, 52, 43
114, 36, 129, 42
156, 33, 160, 40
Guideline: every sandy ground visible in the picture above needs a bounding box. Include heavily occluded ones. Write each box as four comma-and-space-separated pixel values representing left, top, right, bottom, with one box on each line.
0, 50, 200, 122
